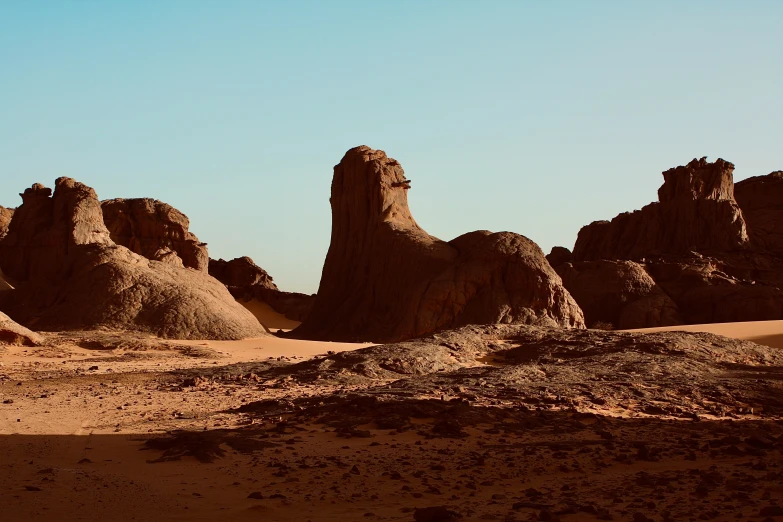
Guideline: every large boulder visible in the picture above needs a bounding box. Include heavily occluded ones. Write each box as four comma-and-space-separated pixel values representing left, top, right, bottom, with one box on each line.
645, 255, 783, 324
0, 311, 42, 346
290, 146, 584, 342
101, 198, 209, 271
555, 259, 682, 329
573, 158, 748, 261
0, 178, 266, 339
735, 171, 783, 255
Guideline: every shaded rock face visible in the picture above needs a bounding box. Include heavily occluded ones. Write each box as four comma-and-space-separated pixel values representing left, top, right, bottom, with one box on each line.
735, 171, 783, 255
0, 311, 42, 346
101, 198, 209, 271
208, 256, 315, 323
573, 158, 748, 262
555, 260, 682, 330
545, 246, 572, 268
645, 256, 783, 324
209, 257, 278, 291
0, 178, 266, 340
566, 158, 783, 328
291, 146, 584, 342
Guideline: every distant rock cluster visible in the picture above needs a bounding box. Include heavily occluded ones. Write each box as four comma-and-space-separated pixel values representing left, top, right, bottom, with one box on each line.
208, 256, 315, 323
549, 157, 783, 329
0, 177, 265, 339
0, 148, 779, 342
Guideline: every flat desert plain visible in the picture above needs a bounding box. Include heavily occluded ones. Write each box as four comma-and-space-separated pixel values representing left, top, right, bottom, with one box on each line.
1, 321, 782, 522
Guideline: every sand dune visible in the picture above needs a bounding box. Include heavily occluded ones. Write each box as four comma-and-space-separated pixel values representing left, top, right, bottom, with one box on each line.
237, 298, 302, 331
626, 319, 783, 349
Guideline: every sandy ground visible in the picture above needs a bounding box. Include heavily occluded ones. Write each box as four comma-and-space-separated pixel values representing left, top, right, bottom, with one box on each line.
1, 324, 782, 521
626, 320, 783, 349
238, 298, 302, 331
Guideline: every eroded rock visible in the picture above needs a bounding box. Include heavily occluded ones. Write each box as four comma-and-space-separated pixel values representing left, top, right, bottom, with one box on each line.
0, 311, 42, 346
102, 198, 209, 271
735, 171, 783, 255
0, 178, 266, 339
291, 146, 583, 342
573, 158, 748, 261
555, 260, 682, 329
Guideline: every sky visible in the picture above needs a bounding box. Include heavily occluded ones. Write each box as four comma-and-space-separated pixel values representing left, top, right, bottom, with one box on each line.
1, 1, 781, 294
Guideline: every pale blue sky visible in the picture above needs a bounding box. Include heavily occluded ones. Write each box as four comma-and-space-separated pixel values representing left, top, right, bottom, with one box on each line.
1, 1, 781, 293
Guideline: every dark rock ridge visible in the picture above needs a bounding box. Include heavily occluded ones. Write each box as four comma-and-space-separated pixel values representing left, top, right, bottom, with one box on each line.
555, 158, 783, 329
0, 178, 266, 339
556, 259, 682, 329
101, 198, 209, 271
208, 256, 277, 290
735, 171, 783, 255
290, 146, 584, 342
573, 157, 748, 261
208, 256, 315, 323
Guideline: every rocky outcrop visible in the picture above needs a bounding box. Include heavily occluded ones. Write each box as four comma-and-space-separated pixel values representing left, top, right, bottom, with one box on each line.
209, 257, 277, 291
545, 246, 572, 268
0, 178, 266, 339
0, 311, 42, 346
0, 206, 13, 239
735, 171, 783, 255
101, 198, 209, 271
208, 256, 315, 323
555, 259, 682, 329
566, 158, 783, 328
645, 255, 783, 324
573, 158, 748, 261
290, 146, 584, 342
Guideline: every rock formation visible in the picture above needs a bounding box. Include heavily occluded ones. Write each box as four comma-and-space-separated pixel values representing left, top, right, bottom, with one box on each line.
573, 158, 748, 261
101, 198, 209, 271
555, 259, 682, 329
0, 206, 13, 239
209, 257, 277, 290
735, 171, 783, 255
0, 178, 266, 339
290, 146, 584, 342
563, 157, 783, 328
209, 256, 315, 323
0, 311, 42, 346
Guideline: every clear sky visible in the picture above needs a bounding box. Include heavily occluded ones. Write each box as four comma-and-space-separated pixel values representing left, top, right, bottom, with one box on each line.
1, 1, 781, 293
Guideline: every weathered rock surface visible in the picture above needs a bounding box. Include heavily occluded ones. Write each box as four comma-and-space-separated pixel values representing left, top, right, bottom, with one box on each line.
573, 158, 748, 261
291, 146, 584, 342
645, 255, 783, 324
735, 171, 783, 255
566, 158, 783, 327
0, 311, 42, 346
0, 206, 13, 239
0, 178, 266, 339
209, 257, 277, 291
209, 256, 315, 323
101, 198, 209, 271
555, 259, 682, 329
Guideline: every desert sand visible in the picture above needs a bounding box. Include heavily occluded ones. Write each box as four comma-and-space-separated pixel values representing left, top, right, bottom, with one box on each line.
238, 298, 303, 331
627, 320, 783, 349
2, 323, 782, 521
